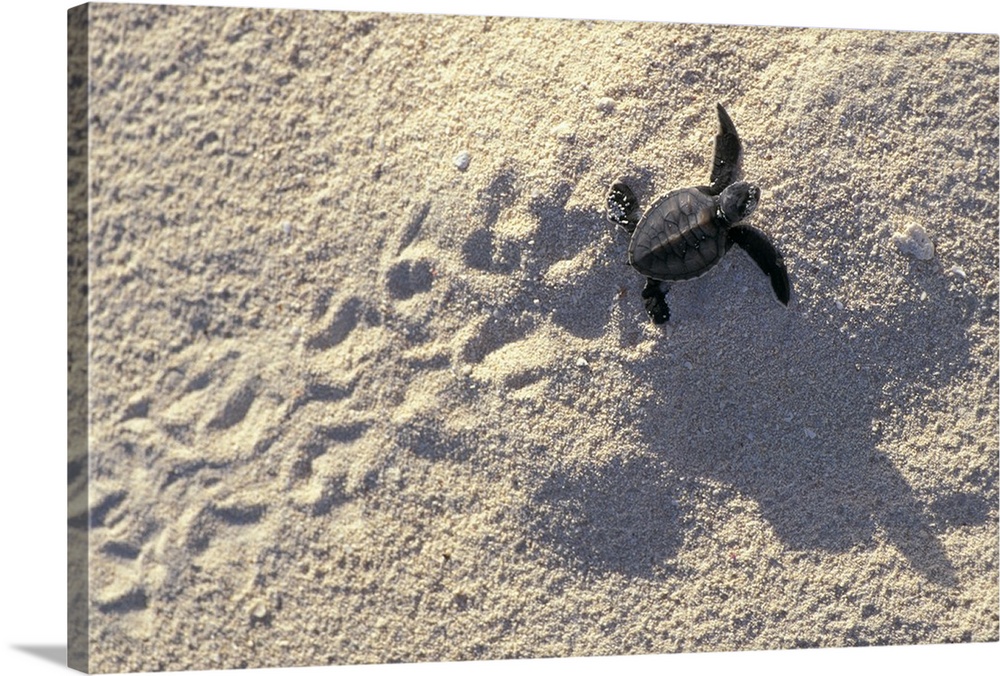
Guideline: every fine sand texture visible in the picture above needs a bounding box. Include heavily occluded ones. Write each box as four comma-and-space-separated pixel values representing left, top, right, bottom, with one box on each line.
69, 4, 998, 672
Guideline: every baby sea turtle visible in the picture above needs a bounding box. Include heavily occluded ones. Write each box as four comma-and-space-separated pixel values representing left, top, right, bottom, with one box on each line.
606, 103, 791, 323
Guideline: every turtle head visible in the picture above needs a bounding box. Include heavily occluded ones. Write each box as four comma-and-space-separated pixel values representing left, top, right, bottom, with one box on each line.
719, 182, 760, 224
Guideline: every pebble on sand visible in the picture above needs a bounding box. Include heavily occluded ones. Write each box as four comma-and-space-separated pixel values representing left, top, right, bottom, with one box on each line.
892, 222, 935, 260
453, 151, 471, 171
249, 600, 269, 621
552, 122, 575, 141
595, 97, 616, 114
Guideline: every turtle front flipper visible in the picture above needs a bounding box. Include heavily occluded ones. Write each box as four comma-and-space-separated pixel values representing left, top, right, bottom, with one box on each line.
641, 277, 670, 323
607, 181, 640, 233
727, 225, 791, 305
708, 104, 742, 196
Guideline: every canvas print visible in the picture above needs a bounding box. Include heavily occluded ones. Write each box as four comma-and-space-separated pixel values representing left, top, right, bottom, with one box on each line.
67, 3, 999, 673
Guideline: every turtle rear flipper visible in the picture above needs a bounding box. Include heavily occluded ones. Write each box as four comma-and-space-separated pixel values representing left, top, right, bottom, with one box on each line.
641, 277, 670, 323
607, 181, 640, 233
727, 224, 791, 305
709, 103, 742, 195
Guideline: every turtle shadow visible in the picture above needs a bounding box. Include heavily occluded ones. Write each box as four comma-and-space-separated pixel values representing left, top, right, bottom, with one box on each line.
634, 294, 979, 586
529, 276, 984, 585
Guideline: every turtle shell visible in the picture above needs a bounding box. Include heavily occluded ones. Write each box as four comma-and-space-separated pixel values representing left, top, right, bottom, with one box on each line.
628, 187, 728, 281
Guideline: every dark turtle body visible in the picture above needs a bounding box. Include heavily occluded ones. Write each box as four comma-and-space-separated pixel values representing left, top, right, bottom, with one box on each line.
629, 188, 734, 281
607, 104, 790, 324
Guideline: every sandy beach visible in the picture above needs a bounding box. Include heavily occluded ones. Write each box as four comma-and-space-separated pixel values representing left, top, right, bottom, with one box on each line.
68, 4, 998, 672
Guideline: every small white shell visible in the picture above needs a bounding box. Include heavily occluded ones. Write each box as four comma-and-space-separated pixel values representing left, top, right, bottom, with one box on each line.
892, 222, 935, 260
